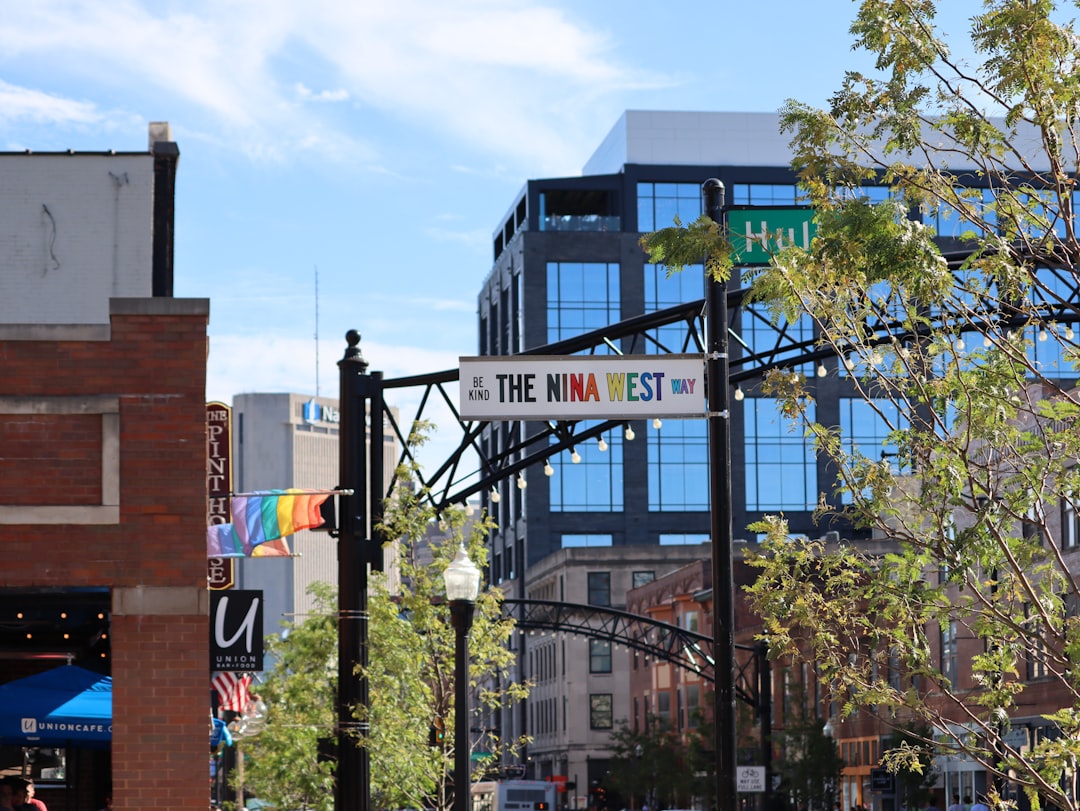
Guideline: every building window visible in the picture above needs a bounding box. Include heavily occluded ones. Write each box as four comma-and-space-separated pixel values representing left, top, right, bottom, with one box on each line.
637, 183, 702, 232
540, 189, 619, 233
1064, 492, 1079, 550
941, 620, 958, 688
656, 691, 671, 729
632, 571, 655, 588
659, 533, 708, 545
562, 534, 613, 548
741, 302, 815, 375
547, 262, 620, 347
644, 262, 704, 353
744, 398, 818, 511
838, 397, 909, 503
590, 694, 614, 729
588, 572, 611, 607
683, 610, 699, 632
648, 421, 709, 510
686, 684, 701, 728
589, 640, 612, 673
731, 183, 803, 206
549, 421, 624, 512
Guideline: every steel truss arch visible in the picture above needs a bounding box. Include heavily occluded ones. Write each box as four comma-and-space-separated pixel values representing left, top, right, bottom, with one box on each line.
376, 252, 1080, 514
502, 598, 766, 710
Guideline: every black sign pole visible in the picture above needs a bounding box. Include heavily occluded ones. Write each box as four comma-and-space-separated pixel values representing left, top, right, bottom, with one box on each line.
337, 330, 371, 811
704, 178, 737, 811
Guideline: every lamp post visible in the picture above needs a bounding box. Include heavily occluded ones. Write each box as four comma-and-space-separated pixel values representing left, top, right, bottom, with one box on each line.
444, 542, 482, 811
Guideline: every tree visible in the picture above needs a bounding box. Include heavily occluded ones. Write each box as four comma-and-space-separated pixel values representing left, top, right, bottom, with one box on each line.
239, 431, 528, 811
361, 441, 529, 811
240, 581, 338, 811
605, 720, 702, 811
774, 716, 843, 811
643, 3, 1080, 810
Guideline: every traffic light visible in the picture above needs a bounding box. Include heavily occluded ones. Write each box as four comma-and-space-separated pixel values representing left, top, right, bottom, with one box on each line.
429, 717, 446, 747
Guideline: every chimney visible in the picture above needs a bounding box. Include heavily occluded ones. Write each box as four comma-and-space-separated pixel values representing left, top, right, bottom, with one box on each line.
149, 122, 179, 297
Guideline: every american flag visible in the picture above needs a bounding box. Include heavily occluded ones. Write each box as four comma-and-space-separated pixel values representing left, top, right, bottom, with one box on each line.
211, 671, 253, 713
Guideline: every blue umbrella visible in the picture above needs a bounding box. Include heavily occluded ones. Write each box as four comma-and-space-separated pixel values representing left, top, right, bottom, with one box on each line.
0, 665, 111, 747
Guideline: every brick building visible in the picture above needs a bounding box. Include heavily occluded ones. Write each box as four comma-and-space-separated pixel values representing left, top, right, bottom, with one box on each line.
0, 124, 210, 811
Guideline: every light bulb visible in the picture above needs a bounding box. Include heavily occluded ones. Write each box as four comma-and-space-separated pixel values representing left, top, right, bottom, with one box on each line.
843, 355, 855, 371
652, 418, 663, 430
571, 449, 581, 464
1039, 329, 1048, 342
734, 386, 745, 401
817, 363, 827, 378
543, 460, 554, 476
624, 425, 635, 441
955, 337, 965, 351
597, 437, 608, 452
490, 487, 501, 503
517, 473, 527, 490
983, 334, 993, 347
1067, 326, 1075, 340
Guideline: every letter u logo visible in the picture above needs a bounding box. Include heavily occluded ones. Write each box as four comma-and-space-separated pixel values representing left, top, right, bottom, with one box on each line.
214, 595, 260, 652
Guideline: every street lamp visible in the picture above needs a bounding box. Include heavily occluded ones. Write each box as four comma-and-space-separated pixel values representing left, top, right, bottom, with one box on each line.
444, 543, 482, 811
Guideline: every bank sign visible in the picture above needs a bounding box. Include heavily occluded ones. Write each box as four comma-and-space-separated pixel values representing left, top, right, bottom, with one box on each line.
459, 355, 706, 420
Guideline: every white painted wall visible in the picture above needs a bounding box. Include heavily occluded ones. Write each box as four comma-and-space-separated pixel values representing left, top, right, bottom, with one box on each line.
0, 154, 154, 325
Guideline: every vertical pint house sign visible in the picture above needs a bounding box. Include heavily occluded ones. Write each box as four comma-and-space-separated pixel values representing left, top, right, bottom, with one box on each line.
210, 590, 264, 672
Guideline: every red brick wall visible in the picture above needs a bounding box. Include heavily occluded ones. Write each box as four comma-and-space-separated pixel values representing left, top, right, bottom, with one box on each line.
0, 298, 210, 811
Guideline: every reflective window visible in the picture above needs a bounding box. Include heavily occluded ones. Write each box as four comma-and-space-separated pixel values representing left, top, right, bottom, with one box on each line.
744, 398, 818, 511
838, 397, 909, 503
547, 262, 621, 351
659, 533, 709, 545
549, 421, 624, 512
588, 572, 611, 607
648, 421, 709, 510
644, 262, 704, 353
732, 184, 803, 206
740, 303, 815, 375
590, 693, 614, 729
589, 640, 612, 673
562, 534, 613, 548
638, 182, 702, 232
632, 571, 655, 588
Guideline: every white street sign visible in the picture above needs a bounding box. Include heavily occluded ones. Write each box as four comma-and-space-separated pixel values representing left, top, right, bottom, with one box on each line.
736, 766, 766, 793
459, 355, 706, 420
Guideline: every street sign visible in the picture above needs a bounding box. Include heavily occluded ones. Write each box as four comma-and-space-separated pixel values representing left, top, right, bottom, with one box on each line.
870, 767, 894, 792
726, 206, 816, 266
736, 766, 766, 793
459, 354, 705, 420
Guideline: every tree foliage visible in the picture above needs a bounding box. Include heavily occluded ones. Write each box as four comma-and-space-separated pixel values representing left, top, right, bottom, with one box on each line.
238, 432, 527, 811
644, 3, 1080, 810
605, 719, 712, 810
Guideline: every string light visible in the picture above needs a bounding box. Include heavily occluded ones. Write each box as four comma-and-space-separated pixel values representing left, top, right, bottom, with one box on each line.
570, 448, 581, 464
1067, 326, 1075, 340
597, 436, 608, 452
624, 425, 635, 441
490, 487, 501, 503
543, 460, 554, 476
983, 334, 993, 347
734, 385, 744, 401
816, 363, 827, 378
516, 473, 527, 490
1039, 328, 1048, 342
652, 418, 663, 430
955, 337, 965, 351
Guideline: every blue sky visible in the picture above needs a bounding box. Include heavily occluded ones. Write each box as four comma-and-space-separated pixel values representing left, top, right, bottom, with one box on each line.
0, 1, 979, 469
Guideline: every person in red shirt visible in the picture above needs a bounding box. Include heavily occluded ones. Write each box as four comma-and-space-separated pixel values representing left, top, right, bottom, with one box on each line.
24, 781, 45, 811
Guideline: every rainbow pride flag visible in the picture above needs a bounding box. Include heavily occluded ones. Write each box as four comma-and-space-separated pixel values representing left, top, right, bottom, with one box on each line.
207, 489, 332, 558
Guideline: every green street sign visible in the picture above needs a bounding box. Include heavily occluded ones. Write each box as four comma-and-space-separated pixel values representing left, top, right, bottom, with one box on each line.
726, 207, 816, 266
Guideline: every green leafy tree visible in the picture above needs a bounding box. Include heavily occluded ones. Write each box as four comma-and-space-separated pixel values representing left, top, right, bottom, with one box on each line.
643, 4, 1080, 810
362, 444, 529, 811
605, 720, 700, 811
774, 717, 843, 811
240, 581, 338, 811
240, 431, 528, 811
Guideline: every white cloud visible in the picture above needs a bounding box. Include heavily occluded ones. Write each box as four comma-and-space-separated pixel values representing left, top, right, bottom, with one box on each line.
0, 79, 102, 126
0, 0, 661, 173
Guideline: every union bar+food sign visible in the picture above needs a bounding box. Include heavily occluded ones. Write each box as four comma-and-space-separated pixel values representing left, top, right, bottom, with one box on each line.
459, 355, 706, 420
